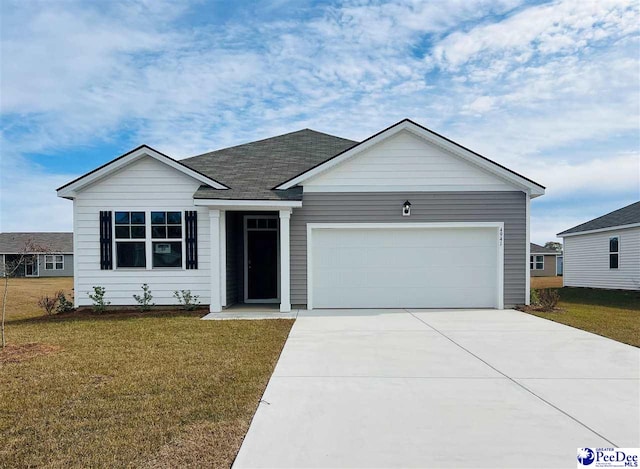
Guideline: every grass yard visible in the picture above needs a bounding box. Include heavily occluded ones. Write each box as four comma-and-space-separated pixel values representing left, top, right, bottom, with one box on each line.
527, 280, 640, 348
530, 276, 563, 289
0, 277, 293, 468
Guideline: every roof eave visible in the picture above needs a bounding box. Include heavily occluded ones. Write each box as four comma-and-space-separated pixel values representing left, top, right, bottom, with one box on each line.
557, 222, 640, 237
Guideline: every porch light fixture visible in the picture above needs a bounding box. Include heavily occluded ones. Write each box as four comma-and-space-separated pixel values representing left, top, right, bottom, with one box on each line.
402, 200, 411, 217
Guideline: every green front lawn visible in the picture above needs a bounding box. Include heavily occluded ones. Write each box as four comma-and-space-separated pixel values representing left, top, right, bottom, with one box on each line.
526, 287, 640, 347
0, 278, 293, 468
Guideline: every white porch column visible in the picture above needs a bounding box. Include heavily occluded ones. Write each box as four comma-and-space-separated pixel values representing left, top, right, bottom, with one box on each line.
279, 209, 291, 312
209, 209, 222, 313
219, 210, 227, 308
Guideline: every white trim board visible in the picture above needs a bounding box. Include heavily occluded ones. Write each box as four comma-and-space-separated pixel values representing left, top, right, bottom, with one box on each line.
57, 145, 228, 198
306, 222, 505, 310
277, 120, 545, 198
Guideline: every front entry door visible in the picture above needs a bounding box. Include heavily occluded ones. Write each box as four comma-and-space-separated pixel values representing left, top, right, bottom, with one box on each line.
245, 216, 279, 301
25, 257, 39, 277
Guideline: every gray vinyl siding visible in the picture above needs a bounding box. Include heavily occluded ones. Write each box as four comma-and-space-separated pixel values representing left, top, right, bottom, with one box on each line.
38, 254, 74, 277
290, 191, 526, 308
530, 254, 557, 277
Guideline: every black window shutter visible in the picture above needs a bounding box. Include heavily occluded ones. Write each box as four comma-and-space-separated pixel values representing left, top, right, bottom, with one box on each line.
185, 211, 198, 269
99, 211, 113, 270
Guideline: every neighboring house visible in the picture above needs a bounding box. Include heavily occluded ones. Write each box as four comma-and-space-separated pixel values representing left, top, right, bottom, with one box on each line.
529, 243, 562, 277
57, 119, 545, 310
557, 201, 640, 290
0, 232, 74, 278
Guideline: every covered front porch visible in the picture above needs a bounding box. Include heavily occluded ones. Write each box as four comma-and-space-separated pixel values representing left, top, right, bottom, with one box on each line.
199, 200, 300, 313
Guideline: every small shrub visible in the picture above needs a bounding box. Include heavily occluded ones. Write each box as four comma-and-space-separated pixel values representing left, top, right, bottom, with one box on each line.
88, 286, 110, 313
56, 291, 74, 314
538, 288, 560, 311
530, 288, 540, 306
37, 294, 58, 316
133, 283, 154, 311
173, 290, 200, 311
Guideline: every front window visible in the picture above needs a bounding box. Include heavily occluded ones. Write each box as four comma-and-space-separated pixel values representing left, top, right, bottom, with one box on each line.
609, 236, 619, 269
151, 211, 183, 268
530, 255, 544, 270
45, 255, 64, 270
115, 211, 146, 268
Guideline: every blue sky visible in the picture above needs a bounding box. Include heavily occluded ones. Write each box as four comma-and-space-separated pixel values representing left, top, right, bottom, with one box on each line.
1, 0, 638, 244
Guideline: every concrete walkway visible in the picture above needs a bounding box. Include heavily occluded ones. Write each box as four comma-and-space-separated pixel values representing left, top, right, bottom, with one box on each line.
233, 309, 640, 468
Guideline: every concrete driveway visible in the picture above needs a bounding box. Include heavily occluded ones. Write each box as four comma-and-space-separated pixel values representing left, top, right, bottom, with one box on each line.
233, 309, 640, 468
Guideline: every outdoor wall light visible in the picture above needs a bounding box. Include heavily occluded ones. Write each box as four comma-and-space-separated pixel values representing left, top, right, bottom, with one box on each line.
402, 200, 411, 217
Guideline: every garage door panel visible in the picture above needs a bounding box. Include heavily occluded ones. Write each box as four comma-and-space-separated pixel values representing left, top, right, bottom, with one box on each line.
316, 266, 497, 289
311, 227, 499, 309
313, 286, 496, 309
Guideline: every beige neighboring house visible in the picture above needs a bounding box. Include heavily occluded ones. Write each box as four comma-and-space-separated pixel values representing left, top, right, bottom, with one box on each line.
0, 232, 74, 278
530, 243, 562, 277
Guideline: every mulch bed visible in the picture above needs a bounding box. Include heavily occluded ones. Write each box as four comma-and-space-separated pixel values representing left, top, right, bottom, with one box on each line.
0, 343, 61, 364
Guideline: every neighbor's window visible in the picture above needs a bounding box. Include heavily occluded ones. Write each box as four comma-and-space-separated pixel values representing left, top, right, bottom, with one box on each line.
609, 236, 619, 269
115, 211, 146, 268
151, 211, 182, 268
530, 255, 544, 270
44, 254, 64, 270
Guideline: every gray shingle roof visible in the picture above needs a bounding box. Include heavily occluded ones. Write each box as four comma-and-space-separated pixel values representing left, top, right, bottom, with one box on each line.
557, 201, 640, 236
182, 129, 357, 200
0, 232, 73, 253
530, 243, 560, 255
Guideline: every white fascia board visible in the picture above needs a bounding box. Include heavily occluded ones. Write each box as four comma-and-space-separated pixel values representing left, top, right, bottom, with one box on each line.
193, 199, 302, 209
277, 120, 545, 197
56, 146, 228, 198
558, 222, 640, 237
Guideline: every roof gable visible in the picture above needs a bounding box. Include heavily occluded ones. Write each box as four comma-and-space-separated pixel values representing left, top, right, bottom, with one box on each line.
276, 119, 545, 197
558, 201, 640, 236
57, 145, 228, 199
301, 129, 519, 192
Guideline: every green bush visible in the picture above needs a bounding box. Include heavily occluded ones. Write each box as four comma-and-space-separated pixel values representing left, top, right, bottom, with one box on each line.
133, 283, 154, 311
88, 286, 110, 313
173, 290, 200, 311
56, 291, 74, 314
530, 288, 540, 306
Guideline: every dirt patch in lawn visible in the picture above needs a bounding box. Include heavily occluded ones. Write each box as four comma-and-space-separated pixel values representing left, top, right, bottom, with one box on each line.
0, 342, 61, 364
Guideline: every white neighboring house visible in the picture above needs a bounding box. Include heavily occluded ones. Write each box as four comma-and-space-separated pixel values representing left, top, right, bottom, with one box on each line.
57, 119, 545, 311
557, 201, 640, 290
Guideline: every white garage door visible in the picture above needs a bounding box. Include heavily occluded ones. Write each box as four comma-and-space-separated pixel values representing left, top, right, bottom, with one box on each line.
309, 225, 501, 309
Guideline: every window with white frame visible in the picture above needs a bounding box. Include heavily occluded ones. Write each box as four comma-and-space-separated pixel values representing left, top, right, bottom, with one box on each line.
609, 236, 619, 269
114, 211, 146, 268
45, 254, 64, 270
530, 255, 544, 270
151, 211, 183, 268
